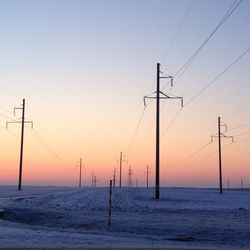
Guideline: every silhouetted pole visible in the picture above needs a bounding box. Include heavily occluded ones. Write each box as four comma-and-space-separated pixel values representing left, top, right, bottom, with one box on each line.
146, 165, 149, 189
241, 178, 243, 191
119, 152, 122, 188
79, 158, 82, 187
144, 63, 183, 199
18, 99, 25, 191
156, 63, 160, 199
94, 176, 97, 187
218, 117, 223, 194
91, 172, 94, 188
128, 165, 133, 188
108, 179, 112, 230
113, 167, 116, 188
6, 99, 33, 191
227, 179, 230, 190
211, 118, 233, 194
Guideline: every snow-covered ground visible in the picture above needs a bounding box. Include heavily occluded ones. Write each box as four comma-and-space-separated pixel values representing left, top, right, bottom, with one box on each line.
0, 186, 249, 249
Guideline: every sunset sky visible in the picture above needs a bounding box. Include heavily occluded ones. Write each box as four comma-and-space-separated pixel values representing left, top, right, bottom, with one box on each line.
0, 0, 249, 188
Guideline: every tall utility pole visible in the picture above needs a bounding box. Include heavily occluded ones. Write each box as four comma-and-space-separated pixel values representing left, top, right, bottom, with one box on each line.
211, 117, 234, 194
144, 63, 183, 199
218, 116, 223, 194
6, 99, 33, 191
119, 152, 126, 188
79, 158, 82, 187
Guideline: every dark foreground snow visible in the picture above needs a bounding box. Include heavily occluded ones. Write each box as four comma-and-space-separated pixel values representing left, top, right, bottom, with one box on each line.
0, 186, 249, 249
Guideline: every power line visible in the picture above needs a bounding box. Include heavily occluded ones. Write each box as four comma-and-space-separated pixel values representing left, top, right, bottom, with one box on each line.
197, 142, 233, 164
0, 112, 14, 121
127, 107, 146, 156
160, 0, 194, 64
28, 128, 69, 165
161, 108, 182, 137
162, 0, 244, 91
233, 131, 250, 137
0, 106, 13, 115
0, 82, 19, 100
235, 137, 250, 143
176, 142, 233, 169
227, 122, 250, 132
173, 141, 212, 167
6, 129, 57, 166
184, 48, 250, 106
222, 102, 250, 118
181, 121, 216, 152
158, 1, 246, 142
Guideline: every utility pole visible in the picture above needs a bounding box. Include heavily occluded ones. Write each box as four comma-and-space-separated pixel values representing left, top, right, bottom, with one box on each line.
119, 152, 126, 188
79, 158, 82, 187
218, 116, 222, 194
144, 63, 183, 199
127, 165, 133, 188
241, 178, 243, 191
91, 172, 94, 188
146, 165, 149, 189
119, 152, 122, 188
227, 179, 230, 190
211, 117, 234, 194
113, 167, 116, 188
6, 99, 33, 191
94, 176, 97, 187
108, 179, 113, 230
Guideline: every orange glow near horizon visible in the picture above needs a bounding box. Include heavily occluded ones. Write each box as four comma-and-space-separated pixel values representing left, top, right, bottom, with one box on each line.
0, 0, 250, 188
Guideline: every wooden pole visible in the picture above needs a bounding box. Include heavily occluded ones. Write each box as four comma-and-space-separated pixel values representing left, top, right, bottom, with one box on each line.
108, 179, 113, 230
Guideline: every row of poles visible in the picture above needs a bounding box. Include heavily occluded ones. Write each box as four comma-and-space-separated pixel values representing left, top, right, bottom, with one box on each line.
5, 64, 242, 197
76, 155, 150, 189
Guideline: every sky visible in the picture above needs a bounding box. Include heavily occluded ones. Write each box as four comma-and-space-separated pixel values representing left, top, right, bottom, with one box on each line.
0, 0, 249, 188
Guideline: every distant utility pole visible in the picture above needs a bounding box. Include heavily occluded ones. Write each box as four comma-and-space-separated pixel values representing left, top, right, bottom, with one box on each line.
227, 179, 230, 190
94, 176, 97, 187
127, 165, 133, 188
6, 99, 33, 191
146, 165, 149, 189
91, 172, 94, 188
78, 158, 83, 187
211, 117, 234, 194
108, 179, 113, 230
241, 178, 243, 191
119, 152, 126, 188
144, 63, 183, 200
113, 167, 116, 188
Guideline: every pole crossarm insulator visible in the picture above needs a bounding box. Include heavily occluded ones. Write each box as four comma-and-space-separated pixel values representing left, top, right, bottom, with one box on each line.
144, 92, 183, 107
6, 121, 33, 129
159, 76, 172, 79
220, 124, 228, 132
14, 107, 23, 116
